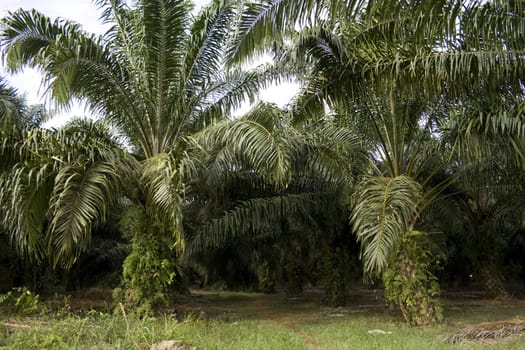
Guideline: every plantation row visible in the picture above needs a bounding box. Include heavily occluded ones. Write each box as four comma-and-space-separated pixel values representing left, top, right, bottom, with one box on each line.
1, 0, 525, 326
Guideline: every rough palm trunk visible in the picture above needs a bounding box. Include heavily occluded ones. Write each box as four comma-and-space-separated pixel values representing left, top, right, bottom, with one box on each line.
284, 238, 304, 296
396, 253, 440, 325
324, 226, 352, 306
116, 204, 177, 313
384, 232, 443, 326
480, 262, 509, 299
474, 224, 509, 299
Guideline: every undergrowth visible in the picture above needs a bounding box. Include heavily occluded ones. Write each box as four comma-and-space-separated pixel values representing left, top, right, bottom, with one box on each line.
1, 289, 525, 349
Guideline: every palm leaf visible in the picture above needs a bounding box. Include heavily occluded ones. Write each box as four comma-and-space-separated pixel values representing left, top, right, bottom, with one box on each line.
351, 175, 421, 275
185, 192, 325, 255
48, 161, 123, 267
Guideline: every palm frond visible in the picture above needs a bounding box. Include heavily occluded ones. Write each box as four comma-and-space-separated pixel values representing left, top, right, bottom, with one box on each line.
195, 102, 295, 187
184, 0, 237, 91
141, 152, 184, 247
0, 162, 54, 261
185, 192, 325, 255
226, 0, 353, 66
351, 175, 421, 276
0, 119, 132, 267
48, 161, 123, 268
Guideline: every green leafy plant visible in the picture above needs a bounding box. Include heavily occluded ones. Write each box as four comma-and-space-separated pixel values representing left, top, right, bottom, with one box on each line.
115, 205, 177, 314
383, 231, 444, 326
0, 287, 40, 316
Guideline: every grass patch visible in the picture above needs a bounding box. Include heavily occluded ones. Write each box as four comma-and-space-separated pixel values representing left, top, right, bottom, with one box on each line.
1, 288, 525, 349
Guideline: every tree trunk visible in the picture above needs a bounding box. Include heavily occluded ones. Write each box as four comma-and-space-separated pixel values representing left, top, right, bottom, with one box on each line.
324, 226, 352, 306
284, 238, 304, 296
480, 262, 509, 299
396, 253, 441, 325
383, 233, 443, 326
257, 261, 276, 294
117, 205, 178, 313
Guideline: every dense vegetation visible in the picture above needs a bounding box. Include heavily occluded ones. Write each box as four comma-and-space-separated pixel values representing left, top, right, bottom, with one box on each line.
1, 0, 525, 334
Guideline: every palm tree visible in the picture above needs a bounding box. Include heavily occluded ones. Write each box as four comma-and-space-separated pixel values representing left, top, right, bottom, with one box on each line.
0, 77, 33, 291
181, 101, 365, 302
230, 0, 525, 324
0, 76, 48, 169
437, 91, 525, 298
0, 119, 130, 268
1, 0, 290, 309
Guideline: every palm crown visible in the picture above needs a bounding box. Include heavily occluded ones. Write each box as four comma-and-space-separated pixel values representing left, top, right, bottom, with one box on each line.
0, 0, 286, 271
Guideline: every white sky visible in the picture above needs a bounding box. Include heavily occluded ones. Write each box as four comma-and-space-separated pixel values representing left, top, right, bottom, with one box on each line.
1, 0, 298, 127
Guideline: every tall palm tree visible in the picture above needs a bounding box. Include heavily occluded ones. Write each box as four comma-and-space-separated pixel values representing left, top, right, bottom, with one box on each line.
0, 76, 38, 291
230, 0, 525, 324
1, 0, 290, 309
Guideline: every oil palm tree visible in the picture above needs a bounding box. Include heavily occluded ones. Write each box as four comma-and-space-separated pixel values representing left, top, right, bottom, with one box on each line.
0, 76, 25, 134
0, 76, 47, 169
1, 0, 291, 309
232, 0, 525, 324
0, 119, 131, 265
438, 91, 525, 298
181, 101, 365, 302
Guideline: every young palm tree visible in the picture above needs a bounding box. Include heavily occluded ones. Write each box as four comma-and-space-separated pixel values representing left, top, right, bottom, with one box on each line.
186, 104, 364, 303
1, 0, 290, 309
1, 119, 131, 266
0, 76, 47, 166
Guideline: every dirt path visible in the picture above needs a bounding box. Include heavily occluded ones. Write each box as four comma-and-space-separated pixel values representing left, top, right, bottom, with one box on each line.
175, 289, 383, 350
243, 294, 328, 350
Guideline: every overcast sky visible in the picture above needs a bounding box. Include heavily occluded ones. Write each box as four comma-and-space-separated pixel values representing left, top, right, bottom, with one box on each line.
1, 0, 297, 127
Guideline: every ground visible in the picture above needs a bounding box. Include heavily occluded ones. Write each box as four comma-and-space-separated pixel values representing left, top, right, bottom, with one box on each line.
1, 287, 525, 349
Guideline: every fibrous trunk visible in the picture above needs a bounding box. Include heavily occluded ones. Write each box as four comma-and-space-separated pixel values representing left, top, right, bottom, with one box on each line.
324, 227, 353, 306
384, 232, 443, 326
117, 205, 178, 313
480, 262, 509, 299
284, 238, 304, 296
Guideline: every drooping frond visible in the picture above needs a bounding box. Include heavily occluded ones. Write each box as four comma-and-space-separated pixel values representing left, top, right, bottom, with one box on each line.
294, 123, 366, 188
185, 192, 326, 255
0, 162, 54, 261
446, 90, 525, 168
47, 161, 124, 268
0, 76, 27, 134
194, 102, 295, 187
351, 175, 421, 276
141, 152, 184, 248
0, 120, 132, 267
226, 0, 358, 66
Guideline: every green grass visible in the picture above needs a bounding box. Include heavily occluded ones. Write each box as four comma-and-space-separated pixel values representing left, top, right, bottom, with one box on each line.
1, 289, 524, 349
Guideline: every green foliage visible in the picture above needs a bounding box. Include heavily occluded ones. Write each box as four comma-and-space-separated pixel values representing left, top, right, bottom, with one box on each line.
256, 261, 276, 294
0, 121, 131, 268
116, 205, 177, 313
351, 176, 421, 276
0, 287, 40, 316
3, 291, 525, 349
1, 313, 308, 350
119, 237, 175, 312
383, 231, 444, 326
0, 1, 300, 312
